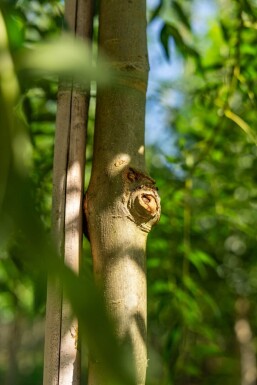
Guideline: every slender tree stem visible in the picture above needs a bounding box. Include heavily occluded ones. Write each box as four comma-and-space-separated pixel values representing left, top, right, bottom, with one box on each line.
86, 2, 160, 384
43, 1, 93, 384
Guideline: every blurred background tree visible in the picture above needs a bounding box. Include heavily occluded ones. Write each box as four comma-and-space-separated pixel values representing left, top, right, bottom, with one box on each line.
1, 0, 257, 384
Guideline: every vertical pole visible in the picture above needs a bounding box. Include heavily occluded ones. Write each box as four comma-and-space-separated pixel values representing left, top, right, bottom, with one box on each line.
43, 1, 94, 384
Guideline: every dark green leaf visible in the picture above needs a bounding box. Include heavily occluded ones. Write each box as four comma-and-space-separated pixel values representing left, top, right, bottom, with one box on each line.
172, 0, 191, 29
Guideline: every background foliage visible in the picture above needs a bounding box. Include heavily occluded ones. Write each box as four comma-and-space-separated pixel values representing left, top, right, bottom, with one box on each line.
1, 0, 257, 384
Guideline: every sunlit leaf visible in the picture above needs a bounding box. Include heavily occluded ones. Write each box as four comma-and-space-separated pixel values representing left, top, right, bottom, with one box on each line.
224, 109, 257, 146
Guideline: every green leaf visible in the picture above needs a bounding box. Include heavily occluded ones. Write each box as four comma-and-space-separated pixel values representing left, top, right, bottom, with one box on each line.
160, 22, 183, 59
172, 1, 191, 30
188, 250, 216, 277
224, 109, 257, 146
18, 34, 112, 84
160, 22, 200, 62
149, 0, 163, 23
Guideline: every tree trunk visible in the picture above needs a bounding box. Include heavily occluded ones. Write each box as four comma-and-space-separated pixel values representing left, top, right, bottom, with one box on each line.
4, 313, 20, 385
43, 1, 93, 384
235, 298, 257, 385
85, 1, 161, 384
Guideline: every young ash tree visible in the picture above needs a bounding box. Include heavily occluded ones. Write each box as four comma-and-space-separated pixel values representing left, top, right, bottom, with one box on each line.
85, 1, 161, 384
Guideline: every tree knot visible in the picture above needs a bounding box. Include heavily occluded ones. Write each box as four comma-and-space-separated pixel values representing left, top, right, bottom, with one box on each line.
124, 167, 161, 232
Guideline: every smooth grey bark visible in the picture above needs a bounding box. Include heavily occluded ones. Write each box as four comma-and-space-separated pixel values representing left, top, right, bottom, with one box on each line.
43, 1, 93, 384
85, 1, 161, 384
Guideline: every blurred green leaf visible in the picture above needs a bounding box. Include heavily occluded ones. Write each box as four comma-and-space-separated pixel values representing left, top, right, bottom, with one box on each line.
188, 250, 216, 277
18, 34, 112, 84
160, 22, 182, 59
149, 0, 163, 23
172, 1, 191, 30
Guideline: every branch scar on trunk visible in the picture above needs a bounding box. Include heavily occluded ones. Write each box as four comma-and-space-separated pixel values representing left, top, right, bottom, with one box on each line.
83, 166, 161, 238
123, 167, 161, 233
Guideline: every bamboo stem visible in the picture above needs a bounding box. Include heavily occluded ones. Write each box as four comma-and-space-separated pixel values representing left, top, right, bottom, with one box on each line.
43, 1, 94, 384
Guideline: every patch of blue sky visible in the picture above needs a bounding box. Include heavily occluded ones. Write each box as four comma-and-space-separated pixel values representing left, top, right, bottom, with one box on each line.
146, 16, 182, 154
145, 0, 218, 155
191, 0, 217, 35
